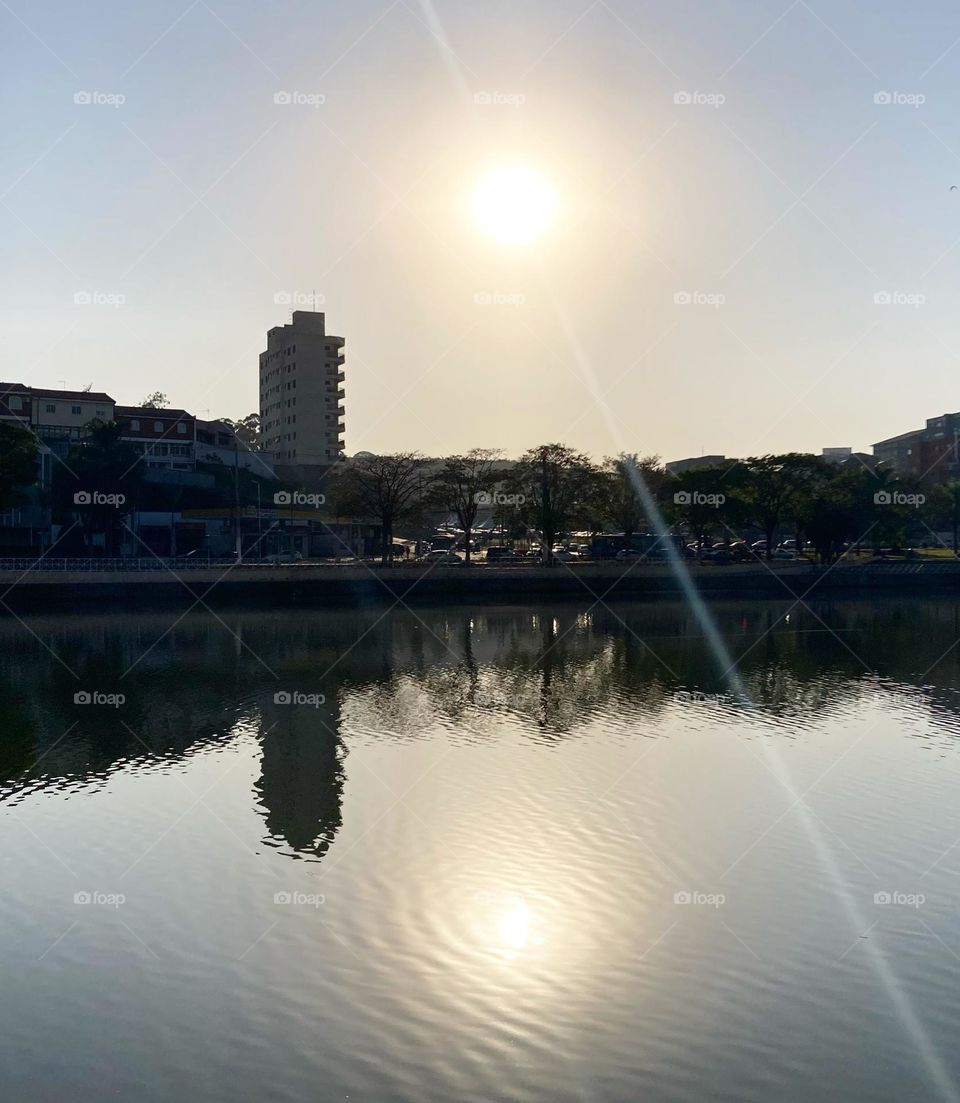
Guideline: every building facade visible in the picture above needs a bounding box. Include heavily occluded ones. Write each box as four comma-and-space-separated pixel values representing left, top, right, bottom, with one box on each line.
665, 454, 726, 475
873, 413, 960, 484
259, 310, 345, 477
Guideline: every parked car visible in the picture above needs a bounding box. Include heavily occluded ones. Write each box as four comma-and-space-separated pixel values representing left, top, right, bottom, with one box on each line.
552, 547, 581, 562
771, 547, 797, 560
616, 548, 644, 560
422, 550, 464, 565
524, 549, 543, 559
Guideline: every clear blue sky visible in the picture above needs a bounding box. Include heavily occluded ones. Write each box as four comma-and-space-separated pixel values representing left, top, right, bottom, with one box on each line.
3, 0, 960, 460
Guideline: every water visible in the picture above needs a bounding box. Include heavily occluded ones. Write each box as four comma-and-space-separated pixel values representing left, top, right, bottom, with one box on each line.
3, 596, 960, 1102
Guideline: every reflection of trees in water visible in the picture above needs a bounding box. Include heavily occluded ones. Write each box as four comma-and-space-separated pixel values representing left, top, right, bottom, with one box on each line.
2, 597, 960, 840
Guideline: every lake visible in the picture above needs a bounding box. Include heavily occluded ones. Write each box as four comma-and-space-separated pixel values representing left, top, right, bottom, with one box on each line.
3, 596, 960, 1102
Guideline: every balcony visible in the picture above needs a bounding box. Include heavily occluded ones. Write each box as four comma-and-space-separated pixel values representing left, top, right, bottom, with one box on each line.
337, 404, 345, 418
337, 388, 345, 400
337, 371, 345, 384
337, 354, 345, 366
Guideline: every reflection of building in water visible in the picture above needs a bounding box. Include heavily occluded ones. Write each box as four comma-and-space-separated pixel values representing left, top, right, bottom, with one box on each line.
255, 696, 344, 860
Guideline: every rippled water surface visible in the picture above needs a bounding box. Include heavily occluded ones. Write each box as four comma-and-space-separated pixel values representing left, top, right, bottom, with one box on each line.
4, 596, 960, 1101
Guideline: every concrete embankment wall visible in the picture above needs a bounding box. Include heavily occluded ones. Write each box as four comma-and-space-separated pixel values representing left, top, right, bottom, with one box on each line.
2, 562, 959, 611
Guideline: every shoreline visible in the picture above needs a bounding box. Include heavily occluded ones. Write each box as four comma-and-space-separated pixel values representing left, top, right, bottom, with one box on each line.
1, 560, 958, 610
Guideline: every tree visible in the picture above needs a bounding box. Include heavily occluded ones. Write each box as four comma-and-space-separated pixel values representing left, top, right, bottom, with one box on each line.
53, 421, 145, 556
334, 453, 429, 564
511, 444, 597, 563
738, 454, 829, 559
223, 413, 261, 450
140, 392, 170, 409
0, 423, 39, 509
663, 464, 739, 556
431, 449, 502, 564
601, 453, 665, 550
927, 480, 960, 555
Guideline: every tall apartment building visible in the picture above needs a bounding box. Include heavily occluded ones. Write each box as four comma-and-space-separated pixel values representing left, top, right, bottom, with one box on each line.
259, 310, 345, 478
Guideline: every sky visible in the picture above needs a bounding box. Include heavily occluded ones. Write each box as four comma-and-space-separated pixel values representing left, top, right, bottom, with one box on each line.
4, 0, 960, 462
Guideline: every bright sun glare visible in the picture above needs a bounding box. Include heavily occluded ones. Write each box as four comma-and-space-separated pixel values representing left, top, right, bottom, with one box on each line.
471, 166, 557, 244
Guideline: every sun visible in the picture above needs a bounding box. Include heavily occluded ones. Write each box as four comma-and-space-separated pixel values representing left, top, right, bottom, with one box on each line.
471, 166, 557, 244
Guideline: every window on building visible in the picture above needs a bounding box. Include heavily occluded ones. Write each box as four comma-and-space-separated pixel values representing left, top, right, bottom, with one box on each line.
176, 423, 186, 434
45, 404, 56, 413
154, 421, 163, 432
131, 420, 140, 431
71, 406, 81, 415
9, 397, 21, 410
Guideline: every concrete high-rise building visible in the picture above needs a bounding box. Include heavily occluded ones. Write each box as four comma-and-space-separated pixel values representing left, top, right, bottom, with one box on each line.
259, 310, 345, 478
